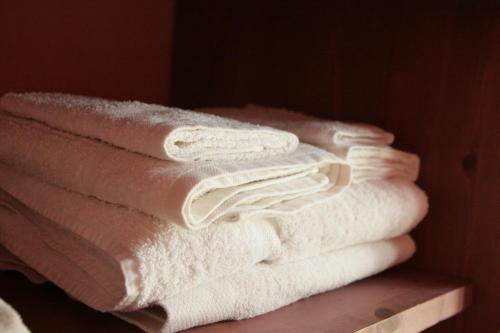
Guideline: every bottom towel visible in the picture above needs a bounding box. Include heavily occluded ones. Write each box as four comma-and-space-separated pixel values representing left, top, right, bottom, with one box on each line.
116, 235, 415, 332
0, 298, 31, 333
0, 235, 414, 333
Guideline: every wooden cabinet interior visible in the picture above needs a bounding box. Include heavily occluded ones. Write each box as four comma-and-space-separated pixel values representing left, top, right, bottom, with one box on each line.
0, 1, 498, 332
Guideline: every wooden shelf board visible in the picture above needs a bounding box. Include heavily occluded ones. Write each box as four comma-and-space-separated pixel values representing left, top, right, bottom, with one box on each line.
0, 267, 472, 333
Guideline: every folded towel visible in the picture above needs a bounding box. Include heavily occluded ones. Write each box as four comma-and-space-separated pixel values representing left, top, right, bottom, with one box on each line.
199, 105, 420, 183
0, 298, 31, 333
0, 112, 350, 229
199, 104, 394, 148
0, 235, 414, 333
116, 235, 415, 333
0, 164, 427, 312
339, 145, 420, 183
0, 93, 299, 162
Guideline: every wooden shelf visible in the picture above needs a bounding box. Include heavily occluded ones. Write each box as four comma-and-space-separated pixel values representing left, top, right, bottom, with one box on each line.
0, 267, 471, 333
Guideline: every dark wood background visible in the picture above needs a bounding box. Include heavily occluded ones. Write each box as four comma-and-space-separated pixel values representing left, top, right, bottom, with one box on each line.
1, 1, 499, 332
171, 2, 500, 332
0, 0, 174, 104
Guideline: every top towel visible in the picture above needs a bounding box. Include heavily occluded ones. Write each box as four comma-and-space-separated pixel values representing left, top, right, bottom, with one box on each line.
0, 93, 299, 162
200, 104, 394, 150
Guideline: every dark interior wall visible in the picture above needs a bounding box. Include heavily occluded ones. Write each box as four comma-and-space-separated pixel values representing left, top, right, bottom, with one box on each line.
0, 0, 175, 104
1, 1, 498, 332
171, 1, 339, 113
171, 2, 500, 332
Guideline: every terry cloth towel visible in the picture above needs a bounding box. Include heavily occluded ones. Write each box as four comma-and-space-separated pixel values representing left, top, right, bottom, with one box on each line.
337, 145, 420, 183
0, 92, 299, 162
0, 236, 415, 333
115, 235, 415, 333
0, 164, 428, 312
0, 298, 31, 333
0, 112, 350, 230
199, 104, 394, 148
199, 105, 420, 183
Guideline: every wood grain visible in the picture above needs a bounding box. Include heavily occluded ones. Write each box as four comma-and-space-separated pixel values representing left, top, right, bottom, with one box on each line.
170, 2, 500, 331
0, 268, 471, 333
0, 0, 175, 104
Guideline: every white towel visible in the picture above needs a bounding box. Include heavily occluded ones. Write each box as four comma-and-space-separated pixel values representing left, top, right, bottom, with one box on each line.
116, 235, 415, 333
0, 298, 31, 333
199, 105, 420, 183
199, 104, 394, 148
0, 112, 350, 229
0, 93, 299, 162
0, 164, 427, 312
0, 235, 415, 333
339, 145, 420, 183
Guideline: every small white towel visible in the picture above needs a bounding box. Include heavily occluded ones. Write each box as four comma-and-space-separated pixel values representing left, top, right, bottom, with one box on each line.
199, 105, 420, 183
0, 298, 31, 333
0, 164, 427, 312
338, 145, 420, 183
0, 112, 350, 230
199, 104, 394, 147
0, 93, 299, 162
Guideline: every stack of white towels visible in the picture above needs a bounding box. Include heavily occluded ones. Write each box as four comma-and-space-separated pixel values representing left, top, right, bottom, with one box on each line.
0, 92, 427, 333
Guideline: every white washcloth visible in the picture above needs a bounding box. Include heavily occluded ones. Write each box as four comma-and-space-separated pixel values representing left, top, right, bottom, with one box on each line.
0, 93, 299, 162
339, 145, 420, 183
0, 164, 427, 312
199, 105, 420, 183
0, 112, 350, 229
0, 235, 414, 333
199, 104, 395, 148
0, 298, 31, 333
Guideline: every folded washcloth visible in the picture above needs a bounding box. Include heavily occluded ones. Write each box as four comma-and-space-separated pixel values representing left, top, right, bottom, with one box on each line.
199, 104, 394, 148
199, 105, 420, 183
338, 145, 420, 183
0, 112, 350, 229
0, 164, 427, 312
0, 235, 414, 333
0, 93, 299, 162
0, 298, 31, 333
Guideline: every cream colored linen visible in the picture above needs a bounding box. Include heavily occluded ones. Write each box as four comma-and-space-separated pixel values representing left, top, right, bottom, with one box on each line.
199, 104, 394, 147
0, 92, 299, 162
0, 165, 427, 312
0, 298, 31, 333
199, 105, 420, 183
0, 235, 414, 333
0, 112, 350, 229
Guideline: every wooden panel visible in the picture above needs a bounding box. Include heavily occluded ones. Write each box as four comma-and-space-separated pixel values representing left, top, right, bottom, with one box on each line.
170, 1, 337, 112
0, 268, 471, 333
171, 2, 500, 332
0, 0, 175, 103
